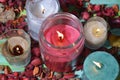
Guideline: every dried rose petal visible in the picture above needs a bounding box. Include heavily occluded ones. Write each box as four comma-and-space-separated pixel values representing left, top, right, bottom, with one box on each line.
0, 0, 6, 3
31, 58, 42, 66
81, 11, 90, 20
31, 47, 41, 57
93, 5, 101, 12
63, 73, 75, 79
112, 5, 119, 13
4, 66, 12, 74
24, 70, 33, 77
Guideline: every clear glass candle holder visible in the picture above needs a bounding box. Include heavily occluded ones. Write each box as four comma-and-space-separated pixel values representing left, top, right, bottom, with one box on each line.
25, 0, 60, 41
84, 16, 108, 49
0, 29, 31, 67
39, 12, 85, 72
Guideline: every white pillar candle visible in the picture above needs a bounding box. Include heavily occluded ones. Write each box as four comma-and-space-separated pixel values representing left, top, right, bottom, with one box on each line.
84, 16, 108, 49
26, 0, 60, 41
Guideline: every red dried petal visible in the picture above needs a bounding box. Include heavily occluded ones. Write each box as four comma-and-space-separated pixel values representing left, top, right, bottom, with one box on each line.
81, 11, 90, 20
31, 58, 42, 66
93, 5, 101, 12
31, 47, 41, 57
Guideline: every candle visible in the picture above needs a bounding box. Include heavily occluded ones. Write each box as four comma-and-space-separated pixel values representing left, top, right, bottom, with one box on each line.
83, 51, 119, 80
26, 0, 60, 41
84, 16, 108, 49
0, 29, 31, 67
39, 13, 85, 72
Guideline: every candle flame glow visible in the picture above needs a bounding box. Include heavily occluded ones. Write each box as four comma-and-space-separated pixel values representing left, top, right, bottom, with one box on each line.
41, 5, 45, 14
93, 61, 102, 69
56, 31, 64, 40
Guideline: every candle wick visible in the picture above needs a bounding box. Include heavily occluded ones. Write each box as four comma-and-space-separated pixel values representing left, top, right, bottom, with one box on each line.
41, 5, 45, 14
56, 31, 64, 41
42, 8, 45, 14
93, 61, 102, 69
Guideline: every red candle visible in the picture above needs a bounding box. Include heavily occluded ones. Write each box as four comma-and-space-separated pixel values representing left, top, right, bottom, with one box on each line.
45, 24, 80, 47
39, 13, 85, 72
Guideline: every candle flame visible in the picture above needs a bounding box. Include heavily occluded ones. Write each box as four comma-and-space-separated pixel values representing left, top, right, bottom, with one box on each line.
41, 5, 45, 14
56, 31, 64, 40
93, 61, 102, 69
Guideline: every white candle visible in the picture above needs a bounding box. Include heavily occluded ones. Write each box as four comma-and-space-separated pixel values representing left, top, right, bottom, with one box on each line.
84, 16, 108, 49
26, 0, 60, 41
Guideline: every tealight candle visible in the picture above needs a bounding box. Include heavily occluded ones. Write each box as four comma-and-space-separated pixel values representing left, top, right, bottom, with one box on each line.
84, 16, 108, 49
0, 29, 31, 67
39, 13, 85, 72
26, 0, 60, 41
83, 51, 119, 80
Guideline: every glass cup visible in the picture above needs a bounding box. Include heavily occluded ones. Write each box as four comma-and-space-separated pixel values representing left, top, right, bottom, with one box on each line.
39, 12, 85, 72
25, 0, 60, 41
0, 29, 31, 67
84, 16, 108, 49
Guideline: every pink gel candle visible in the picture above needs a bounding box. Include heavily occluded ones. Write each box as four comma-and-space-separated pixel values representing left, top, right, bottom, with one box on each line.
39, 13, 85, 72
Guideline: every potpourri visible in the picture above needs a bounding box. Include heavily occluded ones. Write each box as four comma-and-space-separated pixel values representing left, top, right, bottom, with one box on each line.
0, 0, 119, 80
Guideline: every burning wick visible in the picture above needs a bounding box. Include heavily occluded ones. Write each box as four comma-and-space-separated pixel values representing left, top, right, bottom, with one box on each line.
93, 61, 102, 69
41, 5, 45, 14
56, 31, 64, 41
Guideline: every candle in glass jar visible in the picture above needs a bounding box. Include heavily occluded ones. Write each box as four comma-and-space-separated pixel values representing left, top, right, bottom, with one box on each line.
83, 51, 119, 80
26, 0, 60, 41
1, 29, 31, 67
39, 13, 85, 72
84, 16, 108, 49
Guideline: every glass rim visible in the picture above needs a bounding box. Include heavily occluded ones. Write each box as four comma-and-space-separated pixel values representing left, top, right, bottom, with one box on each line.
25, 0, 60, 20
39, 12, 85, 49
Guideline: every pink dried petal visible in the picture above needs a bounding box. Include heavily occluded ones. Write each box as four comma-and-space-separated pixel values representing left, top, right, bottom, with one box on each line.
1, 75, 8, 80
0, 0, 6, 3
93, 5, 101, 12
102, 7, 115, 17
32, 47, 41, 57
26, 64, 34, 70
63, 73, 75, 79
21, 77, 30, 80
31, 58, 42, 66
81, 11, 90, 20
24, 70, 33, 77
13, 72, 19, 77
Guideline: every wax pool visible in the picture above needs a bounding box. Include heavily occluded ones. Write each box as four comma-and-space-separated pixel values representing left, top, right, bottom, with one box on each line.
40, 24, 84, 72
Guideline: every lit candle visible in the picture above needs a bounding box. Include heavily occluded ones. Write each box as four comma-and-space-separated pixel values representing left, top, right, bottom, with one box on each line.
26, 0, 60, 41
39, 13, 85, 72
1, 29, 31, 67
83, 51, 119, 80
84, 16, 108, 49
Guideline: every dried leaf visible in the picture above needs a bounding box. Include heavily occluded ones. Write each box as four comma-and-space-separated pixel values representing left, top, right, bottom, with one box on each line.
33, 66, 39, 76
109, 34, 120, 47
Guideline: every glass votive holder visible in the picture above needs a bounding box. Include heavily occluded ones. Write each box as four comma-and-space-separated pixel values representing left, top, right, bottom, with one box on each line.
25, 0, 60, 41
39, 12, 85, 72
0, 29, 31, 67
84, 16, 108, 49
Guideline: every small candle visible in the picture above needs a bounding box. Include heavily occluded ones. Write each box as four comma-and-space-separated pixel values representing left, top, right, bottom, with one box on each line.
1, 29, 31, 67
84, 16, 108, 49
83, 51, 119, 80
26, 0, 60, 41
39, 13, 85, 72
7, 36, 28, 56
